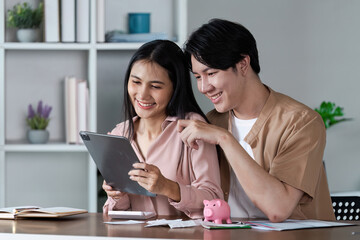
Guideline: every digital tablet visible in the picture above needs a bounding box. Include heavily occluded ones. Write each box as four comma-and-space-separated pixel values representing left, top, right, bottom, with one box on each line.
79, 131, 156, 197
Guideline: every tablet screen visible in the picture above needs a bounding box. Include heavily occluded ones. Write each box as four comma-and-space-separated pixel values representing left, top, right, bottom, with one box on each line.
80, 131, 156, 197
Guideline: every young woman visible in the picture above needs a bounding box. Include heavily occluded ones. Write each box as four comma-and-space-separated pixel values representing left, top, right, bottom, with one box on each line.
102, 40, 223, 218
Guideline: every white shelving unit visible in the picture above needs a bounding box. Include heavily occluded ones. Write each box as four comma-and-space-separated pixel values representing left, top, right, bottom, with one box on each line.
0, 0, 187, 212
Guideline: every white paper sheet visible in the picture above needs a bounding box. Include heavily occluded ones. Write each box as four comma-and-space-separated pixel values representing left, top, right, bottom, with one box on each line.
104, 220, 145, 225
243, 219, 354, 231
145, 219, 183, 227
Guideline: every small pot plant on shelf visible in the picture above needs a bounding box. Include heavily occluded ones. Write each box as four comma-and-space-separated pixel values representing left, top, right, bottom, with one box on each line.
7, 2, 43, 42
26, 100, 52, 144
314, 101, 351, 129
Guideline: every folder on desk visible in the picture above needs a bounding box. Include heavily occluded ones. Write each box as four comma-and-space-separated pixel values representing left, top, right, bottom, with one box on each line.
243, 219, 354, 231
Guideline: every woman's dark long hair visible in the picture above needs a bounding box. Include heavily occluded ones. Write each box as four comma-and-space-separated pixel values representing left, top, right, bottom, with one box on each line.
123, 40, 207, 139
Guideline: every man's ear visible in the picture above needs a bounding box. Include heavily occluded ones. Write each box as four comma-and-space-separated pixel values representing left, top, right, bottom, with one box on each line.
236, 55, 250, 75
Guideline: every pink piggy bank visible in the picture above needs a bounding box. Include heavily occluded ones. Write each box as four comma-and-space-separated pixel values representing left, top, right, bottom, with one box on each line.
203, 199, 232, 224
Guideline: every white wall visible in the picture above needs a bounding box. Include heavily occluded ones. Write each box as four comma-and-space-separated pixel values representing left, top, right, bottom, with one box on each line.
188, 0, 360, 193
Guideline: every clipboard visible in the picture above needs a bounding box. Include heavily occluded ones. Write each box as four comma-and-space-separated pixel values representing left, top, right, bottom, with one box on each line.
79, 131, 156, 197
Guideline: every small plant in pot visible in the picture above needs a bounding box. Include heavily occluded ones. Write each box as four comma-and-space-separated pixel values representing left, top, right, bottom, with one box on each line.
314, 101, 351, 129
26, 100, 52, 144
7, 2, 44, 42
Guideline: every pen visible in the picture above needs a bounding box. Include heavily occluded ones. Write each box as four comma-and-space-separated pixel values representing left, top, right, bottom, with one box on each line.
352, 232, 360, 235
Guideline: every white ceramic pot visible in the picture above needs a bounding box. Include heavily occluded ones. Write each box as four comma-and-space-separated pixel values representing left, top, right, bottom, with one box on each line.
27, 129, 49, 144
16, 29, 39, 42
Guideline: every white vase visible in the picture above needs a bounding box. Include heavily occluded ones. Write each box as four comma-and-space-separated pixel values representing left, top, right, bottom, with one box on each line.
27, 130, 49, 144
16, 29, 39, 42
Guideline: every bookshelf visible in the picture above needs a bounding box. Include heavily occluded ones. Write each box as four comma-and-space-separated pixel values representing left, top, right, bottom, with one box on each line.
0, 0, 188, 212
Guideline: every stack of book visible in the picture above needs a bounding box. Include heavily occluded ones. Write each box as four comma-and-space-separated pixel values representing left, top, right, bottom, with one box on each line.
97, 0, 105, 42
44, 0, 94, 43
105, 31, 168, 43
64, 76, 89, 144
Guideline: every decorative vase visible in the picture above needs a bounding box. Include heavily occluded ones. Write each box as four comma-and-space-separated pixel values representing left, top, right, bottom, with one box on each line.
27, 129, 49, 144
16, 29, 39, 42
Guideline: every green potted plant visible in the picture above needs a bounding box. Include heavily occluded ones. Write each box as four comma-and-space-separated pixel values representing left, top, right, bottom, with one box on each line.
26, 100, 52, 144
314, 101, 351, 129
7, 2, 43, 42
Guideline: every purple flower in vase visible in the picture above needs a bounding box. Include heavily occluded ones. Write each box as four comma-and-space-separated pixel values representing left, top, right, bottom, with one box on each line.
43, 105, 52, 119
37, 100, 43, 116
26, 100, 52, 130
27, 104, 35, 119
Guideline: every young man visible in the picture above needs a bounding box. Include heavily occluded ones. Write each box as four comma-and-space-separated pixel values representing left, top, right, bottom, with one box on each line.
177, 19, 335, 222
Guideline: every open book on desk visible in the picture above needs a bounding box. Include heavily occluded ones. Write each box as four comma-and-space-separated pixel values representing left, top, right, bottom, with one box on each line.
0, 206, 87, 219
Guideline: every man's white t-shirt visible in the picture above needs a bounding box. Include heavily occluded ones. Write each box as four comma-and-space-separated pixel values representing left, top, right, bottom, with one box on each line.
228, 112, 267, 218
